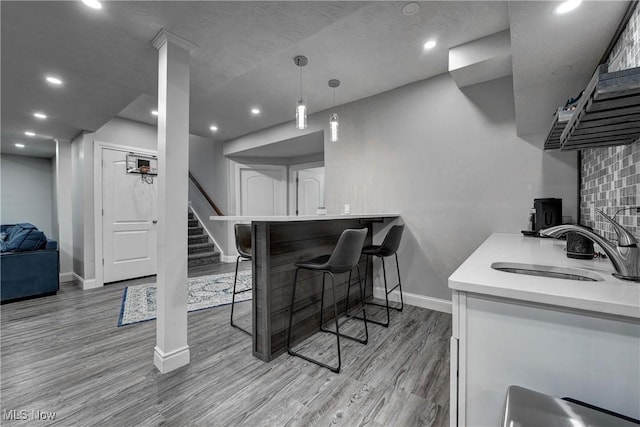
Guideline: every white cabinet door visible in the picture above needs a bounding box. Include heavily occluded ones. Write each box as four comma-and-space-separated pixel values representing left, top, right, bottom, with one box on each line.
454, 292, 640, 426
102, 148, 157, 283
238, 166, 286, 216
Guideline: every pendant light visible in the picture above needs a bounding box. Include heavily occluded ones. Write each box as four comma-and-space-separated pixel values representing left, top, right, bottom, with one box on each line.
328, 79, 340, 142
294, 55, 308, 129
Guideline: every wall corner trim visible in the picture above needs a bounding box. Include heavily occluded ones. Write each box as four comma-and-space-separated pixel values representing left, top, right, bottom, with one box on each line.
72, 272, 99, 290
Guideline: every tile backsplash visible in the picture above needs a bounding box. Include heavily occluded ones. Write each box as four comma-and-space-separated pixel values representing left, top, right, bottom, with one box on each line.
580, 3, 639, 240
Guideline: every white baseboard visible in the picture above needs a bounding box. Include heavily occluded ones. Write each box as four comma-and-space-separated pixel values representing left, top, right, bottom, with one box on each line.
154, 345, 190, 373
59, 272, 74, 283
221, 255, 237, 263
83, 279, 98, 290
373, 287, 452, 314
72, 273, 100, 290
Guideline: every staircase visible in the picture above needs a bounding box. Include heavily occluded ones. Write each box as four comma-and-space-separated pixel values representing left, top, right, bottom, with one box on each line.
188, 210, 220, 267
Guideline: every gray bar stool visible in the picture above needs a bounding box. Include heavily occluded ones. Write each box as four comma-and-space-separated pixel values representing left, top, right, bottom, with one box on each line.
230, 223, 252, 336
287, 228, 369, 373
348, 224, 404, 327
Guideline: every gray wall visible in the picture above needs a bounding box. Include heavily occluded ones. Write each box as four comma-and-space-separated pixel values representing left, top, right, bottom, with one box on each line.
1, 154, 55, 237
325, 74, 577, 301
225, 73, 578, 304
189, 134, 229, 254
71, 117, 221, 281
71, 118, 158, 282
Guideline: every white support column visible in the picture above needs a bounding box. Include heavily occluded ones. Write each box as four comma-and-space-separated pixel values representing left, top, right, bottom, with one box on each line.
54, 139, 74, 282
151, 29, 197, 374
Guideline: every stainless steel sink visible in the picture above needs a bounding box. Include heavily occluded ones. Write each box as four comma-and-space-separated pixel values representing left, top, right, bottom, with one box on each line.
491, 262, 604, 282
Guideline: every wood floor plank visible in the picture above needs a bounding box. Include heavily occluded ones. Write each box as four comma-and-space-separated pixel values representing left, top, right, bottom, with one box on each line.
1, 263, 451, 426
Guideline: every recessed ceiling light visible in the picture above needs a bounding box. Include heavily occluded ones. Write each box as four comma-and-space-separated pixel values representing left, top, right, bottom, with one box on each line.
555, 0, 582, 15
25, 131, 36, 137
15, 143, 25, 148
423, 40, 437, 50
45, 76, 63, 85
82, 0, 102, 10
210, 125, 218, 132
251, 108, 261, 115
151, 110, 159, 116
402, 3, 420, 16
34, 112, 47, 119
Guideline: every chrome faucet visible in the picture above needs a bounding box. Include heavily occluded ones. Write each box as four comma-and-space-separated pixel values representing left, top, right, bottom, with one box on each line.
540, 209, 640, 282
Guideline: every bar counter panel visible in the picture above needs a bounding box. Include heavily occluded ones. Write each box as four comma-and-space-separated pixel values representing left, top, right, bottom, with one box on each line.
251, 216, 399, 362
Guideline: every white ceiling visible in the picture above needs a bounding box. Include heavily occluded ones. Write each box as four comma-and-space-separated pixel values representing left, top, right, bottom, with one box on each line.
509, 1, 629, 140
0, 1, 630, 159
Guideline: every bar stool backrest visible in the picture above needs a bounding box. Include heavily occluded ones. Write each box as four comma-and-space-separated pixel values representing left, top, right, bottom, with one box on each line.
378, 225, 404, 257
234, 224, 252, 258
326, 228, 368, 273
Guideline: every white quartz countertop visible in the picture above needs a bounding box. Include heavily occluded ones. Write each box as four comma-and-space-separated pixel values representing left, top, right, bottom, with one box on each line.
448, 233, 640, 319
208, 213, 399, 222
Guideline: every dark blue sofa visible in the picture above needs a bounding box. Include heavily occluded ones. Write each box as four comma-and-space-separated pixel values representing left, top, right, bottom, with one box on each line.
1, 224, 59, 303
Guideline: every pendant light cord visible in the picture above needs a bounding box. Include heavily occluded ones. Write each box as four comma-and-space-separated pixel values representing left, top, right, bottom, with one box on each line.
299, 63, 303, 101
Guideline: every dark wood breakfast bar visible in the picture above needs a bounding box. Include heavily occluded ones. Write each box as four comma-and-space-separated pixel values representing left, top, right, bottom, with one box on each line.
211, 214, 400, 362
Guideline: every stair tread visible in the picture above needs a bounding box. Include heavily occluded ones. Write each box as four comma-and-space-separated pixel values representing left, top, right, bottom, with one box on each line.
188, 251, 219, 259
188, 242, 215, 248
188, 233, 208, 239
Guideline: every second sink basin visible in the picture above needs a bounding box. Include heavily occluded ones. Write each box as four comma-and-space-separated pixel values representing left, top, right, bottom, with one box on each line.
491, 262, 604, 282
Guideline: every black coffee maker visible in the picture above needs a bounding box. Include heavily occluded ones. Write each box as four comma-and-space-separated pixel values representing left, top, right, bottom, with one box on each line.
523, 198, 562, 236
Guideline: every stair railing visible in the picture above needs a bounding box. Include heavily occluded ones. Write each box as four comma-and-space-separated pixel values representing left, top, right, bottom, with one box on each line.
188, 172, 224, 216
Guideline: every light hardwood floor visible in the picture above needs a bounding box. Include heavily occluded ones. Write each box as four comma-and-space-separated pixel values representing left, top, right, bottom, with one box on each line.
1, 263, 451, 426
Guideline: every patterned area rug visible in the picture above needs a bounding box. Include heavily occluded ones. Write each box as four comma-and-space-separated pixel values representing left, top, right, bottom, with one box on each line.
118, 271, 252, 326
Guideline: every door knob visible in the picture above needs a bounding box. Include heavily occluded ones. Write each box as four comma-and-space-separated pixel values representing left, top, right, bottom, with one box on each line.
152, 220, 158, 224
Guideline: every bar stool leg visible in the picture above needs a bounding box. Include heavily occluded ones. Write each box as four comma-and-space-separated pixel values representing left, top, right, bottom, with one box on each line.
230, 255, 252, 335
230, 255, 240, 325
355, 264, 368, 344
289, 268, 367, 373
395, 252, 404, 312
345, 262, 356, 317
330, 272, 341, 373
343, 268, 353, 315
343, 265, 368, 344
346, 255, 367, 318
381, 255, 391, 327
320, 272, 326, 327
286, 268, 301, 353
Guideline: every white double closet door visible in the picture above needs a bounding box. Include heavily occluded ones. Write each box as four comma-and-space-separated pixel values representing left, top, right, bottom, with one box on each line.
102, 148, 158, 283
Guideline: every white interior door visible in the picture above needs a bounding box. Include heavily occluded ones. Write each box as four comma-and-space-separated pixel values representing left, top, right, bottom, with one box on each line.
238, 166, 286, 215
102, 148, 157, 283
297, 167, 325, 215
